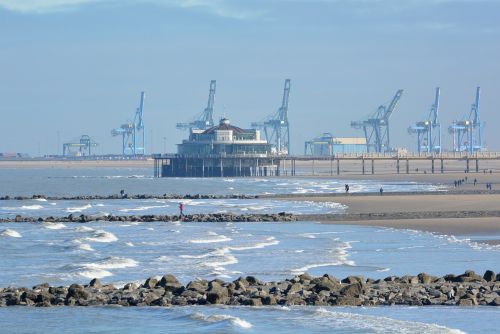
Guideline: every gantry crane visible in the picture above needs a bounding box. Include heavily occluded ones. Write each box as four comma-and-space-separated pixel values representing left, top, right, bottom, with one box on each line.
351, 89, 404, 153
408, 87, 441, 154
448, 87, 483, 153
176, 80, 216, 131
251, 79, 291, 155
63, 135, 98, 157
111, 91, 146, 156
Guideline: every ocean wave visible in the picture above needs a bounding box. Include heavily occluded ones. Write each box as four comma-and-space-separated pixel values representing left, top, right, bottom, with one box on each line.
119, 205, 169, 212
84, 256, 138, 270
190, 312, 252, 329
228, 237, 279, 251
189, 234, 232, 244
290, 261, 354, 275
43, 222, 66, 230
78, 268, 113, 279
0, 228, 22, 238
311, 308, 466, 334
21, 204, 44, 210
75, 226, 95, 232
85, 230, 118, 243
33, 198, 47, 202
66, 204, 92, 213
77, 243, 94, 251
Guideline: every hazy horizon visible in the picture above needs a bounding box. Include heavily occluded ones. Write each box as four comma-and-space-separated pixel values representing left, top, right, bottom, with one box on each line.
1, 0, 499, 155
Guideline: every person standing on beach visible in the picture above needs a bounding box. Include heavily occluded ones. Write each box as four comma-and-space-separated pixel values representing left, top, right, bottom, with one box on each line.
345, 184, 349, 193
179, 203, 184, 217
379, 187, 383, 195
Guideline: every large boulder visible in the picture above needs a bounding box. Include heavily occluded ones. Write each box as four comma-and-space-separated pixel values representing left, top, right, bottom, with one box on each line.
143, 277, 159, 289
483, 270, 496, 282
67, 284, 88, 300
339, 282, 363, 298
341, 276, 365, 286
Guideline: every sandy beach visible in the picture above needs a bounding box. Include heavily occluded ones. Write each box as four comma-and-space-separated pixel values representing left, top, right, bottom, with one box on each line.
288, 192, 500, 237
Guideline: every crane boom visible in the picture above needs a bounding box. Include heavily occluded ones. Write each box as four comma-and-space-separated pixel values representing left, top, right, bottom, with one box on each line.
176, 80, 216, 131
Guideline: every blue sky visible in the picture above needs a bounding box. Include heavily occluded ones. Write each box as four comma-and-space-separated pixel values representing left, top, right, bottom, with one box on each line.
1, 0, 499, 155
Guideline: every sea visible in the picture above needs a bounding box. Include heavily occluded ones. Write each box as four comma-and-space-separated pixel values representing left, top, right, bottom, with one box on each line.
0, 167, 499, 334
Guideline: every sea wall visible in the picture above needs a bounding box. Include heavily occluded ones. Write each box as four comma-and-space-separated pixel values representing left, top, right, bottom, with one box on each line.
1, 271, 499, 307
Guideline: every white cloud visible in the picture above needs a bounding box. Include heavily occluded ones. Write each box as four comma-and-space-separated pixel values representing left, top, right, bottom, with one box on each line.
0, 0, 265, 19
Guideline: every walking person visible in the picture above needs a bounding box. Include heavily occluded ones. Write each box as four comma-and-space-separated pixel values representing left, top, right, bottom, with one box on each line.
379, 187, 383, 195
179, 202, 184, 217
345, 184, 349, 194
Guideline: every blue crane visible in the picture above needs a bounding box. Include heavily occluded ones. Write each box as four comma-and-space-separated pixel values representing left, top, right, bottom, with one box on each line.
351, 89, 404, 153
251, 79, 291, 155
176, 80, 216, 131
408, 87, 441, 154
448, 87, 483, 153
111, 91, 146, 156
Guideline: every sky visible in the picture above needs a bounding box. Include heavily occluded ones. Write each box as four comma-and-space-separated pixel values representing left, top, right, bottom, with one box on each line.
1, 0, 499, 155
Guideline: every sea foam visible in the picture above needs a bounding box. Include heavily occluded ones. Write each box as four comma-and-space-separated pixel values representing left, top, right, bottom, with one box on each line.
0, 229, 22, 238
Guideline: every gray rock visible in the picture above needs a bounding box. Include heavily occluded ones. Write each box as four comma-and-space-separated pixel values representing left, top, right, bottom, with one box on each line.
483, 270, 496, 282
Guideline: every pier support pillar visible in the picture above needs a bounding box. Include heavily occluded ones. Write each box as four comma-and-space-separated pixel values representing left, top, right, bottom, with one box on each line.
466, 158, 470, 173
406, 159, 409, 174
330, 158, 333, 176
441, 159, 444, 173
337, 158, 340, 175
397, 158, 400, 174
476, 159, 479, 173
362, 157, 365, 175
371, 159, 374, 175
431, 158, 435, 174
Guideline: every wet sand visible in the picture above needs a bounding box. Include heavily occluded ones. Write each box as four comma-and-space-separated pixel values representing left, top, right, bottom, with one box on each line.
290, 193, 500, 237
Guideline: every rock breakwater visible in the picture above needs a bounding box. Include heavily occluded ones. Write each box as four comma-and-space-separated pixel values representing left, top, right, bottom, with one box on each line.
1, 271, 499, 307
0, 194, 258, 201
0, 212, 297, 223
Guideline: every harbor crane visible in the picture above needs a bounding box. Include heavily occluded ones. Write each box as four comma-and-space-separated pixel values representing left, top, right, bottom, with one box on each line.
62, 135, 98, 157
351, 89, 404, 153
111, 91, 146, 156
408, 87, 441, 154
251, 79, 291, 155
448, 87, 483, 153
176, 80, 216, 131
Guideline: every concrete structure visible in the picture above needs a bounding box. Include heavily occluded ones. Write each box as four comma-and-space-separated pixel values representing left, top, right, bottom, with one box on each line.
304, 133, 367, 155
156, 118, 279, 177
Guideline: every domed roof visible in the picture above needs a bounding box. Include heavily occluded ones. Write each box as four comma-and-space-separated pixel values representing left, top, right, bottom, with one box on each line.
203, 118, 246, 134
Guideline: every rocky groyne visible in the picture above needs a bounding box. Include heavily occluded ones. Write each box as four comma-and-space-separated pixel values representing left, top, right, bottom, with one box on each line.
0, 194, 258, 201
1, 271, 499, 307
0, 212, 297, 223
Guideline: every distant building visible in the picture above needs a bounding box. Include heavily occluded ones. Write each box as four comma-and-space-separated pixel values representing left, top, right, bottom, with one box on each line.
156, 118, 278, 177
305, 133, 367, 155
178, 118, 272, 156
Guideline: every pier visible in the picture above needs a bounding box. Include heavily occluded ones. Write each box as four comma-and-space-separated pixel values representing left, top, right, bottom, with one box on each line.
153, 152, 500, 177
